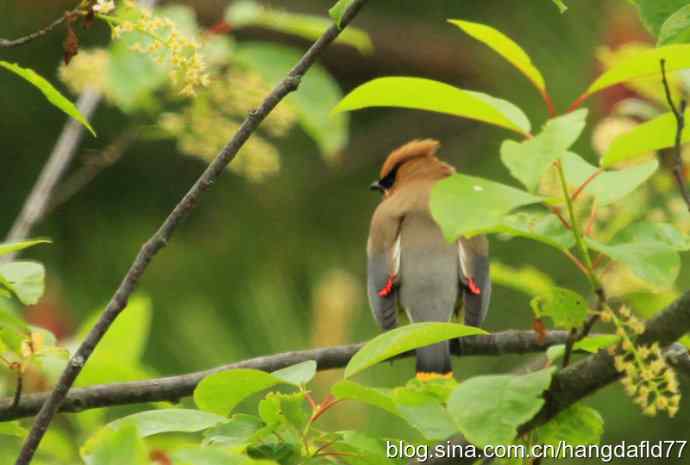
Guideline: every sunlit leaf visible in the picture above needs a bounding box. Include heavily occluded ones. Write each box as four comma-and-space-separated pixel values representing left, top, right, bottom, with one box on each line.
236, 42, 348, 158
447, 368, 554, 447
531, 287, 589, 329
449, 20, 547, 98
500, 110, 587, 192
573, 335, 621, 353
227, 0, 372, 54
0, 261, 45, 305
430, 174, 544, 241
344, 322, 486, 378
534, 404, 604, 451
333, 77, 531, 135
107, 409, 225, 437
0, 61, 96, 136
0, 422, 26, 438
578, 44, 690, 102
602, 109, 690, 167
0, 239, 50, 257
552, 0, 568, 13
562, 152, 658, 205
490, 262, 555, 296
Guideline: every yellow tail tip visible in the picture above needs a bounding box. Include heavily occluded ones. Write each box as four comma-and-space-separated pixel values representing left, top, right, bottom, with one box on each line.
416, 371, 453, 381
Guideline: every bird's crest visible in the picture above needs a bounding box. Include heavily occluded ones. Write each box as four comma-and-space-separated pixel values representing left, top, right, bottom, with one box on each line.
379, 139, 440, 179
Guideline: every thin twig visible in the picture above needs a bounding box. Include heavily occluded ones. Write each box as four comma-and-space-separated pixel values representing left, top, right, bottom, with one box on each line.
0, 329, 578, 421
660, 59, 690, 211
570, 169, 603, 202
11, 369, 23, 409
0, 5, 81, 48
13, 2, 369, 464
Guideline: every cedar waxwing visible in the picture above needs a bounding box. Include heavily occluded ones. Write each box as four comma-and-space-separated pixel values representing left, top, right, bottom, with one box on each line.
367, 139, 491, 379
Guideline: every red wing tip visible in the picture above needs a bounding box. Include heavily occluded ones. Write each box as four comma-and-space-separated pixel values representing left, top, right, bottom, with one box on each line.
467, 277, 481, 295
377, 274, 397, 297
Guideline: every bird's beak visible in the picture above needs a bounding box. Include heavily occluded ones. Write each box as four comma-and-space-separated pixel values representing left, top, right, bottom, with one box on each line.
369, 180, 384, 193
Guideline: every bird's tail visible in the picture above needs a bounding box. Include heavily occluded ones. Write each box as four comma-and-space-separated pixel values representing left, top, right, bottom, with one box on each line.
415, 341, 453, 380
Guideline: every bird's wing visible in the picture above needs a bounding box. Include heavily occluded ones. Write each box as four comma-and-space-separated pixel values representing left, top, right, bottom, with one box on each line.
458, 235, 491, 327
367, 207, 402, 331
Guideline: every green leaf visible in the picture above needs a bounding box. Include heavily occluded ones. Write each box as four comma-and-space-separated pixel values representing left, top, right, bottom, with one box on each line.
637, 0, 690, 36
0, 239, 50, 257
552, 0, 568, 13
534, 404, 604, 450
546, 344, 566, 363
500, 110, 587, 192
430, 174, 544, 241
531, 287, 590, 329
194, 369, 285, 415
499, 211, 575, 251
447, 368, 554, 447
614, 221, 690, 251
272, 360, 317, 386
333, 77, 531, 135
107, 409, 225, 437
573, 335, 621, 353
393, 388, 457, 440
344, 322, 486, 378
0, 261, 45, 305
328, 0, 355, 27
227, 1, 372, 54
81, 424, 147, 465
331, 380, 398, 415
203, 414, 264, 447
586, 223, 682, 288
448, 20, 547, 98
580, 44, 690, 101
0, 422, 26, 438
259, 391, 309, 430
602, 109, 690, 167
329, 431, 402, 465
76, 295, 152, 385
171, 447, 245, 465
562, 152, 658, 205
0, 61, 96, 136
235, 42, 348, 158
658, 4, 690, 44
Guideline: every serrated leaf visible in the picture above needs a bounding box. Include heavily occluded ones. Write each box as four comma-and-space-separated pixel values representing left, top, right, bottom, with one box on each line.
449, 20, 547, 98
562, 152, 658, 205
579, 44, 690, 102
0, 261, 45, 305
331, 380, 398, 415
430, 174, 544, 241
535, 404, 604, 450
586, 223, 681, 288
448, 368, 555, 447
0, 239, 50, 257
344, 322, 486, 378
0, 61, 96, 136
574, 335, 621, 353
658, 4, 690, 44
500, 110, 587, 192
328, 0, 355, 27
531, 287, 589, 329
602, 109, 690, 167
272, 360, 316, 386
333, 77, 531, 135
227, 1, 372, 54
259, 391, 309, 430
107, 409, 225, 437
235, 42, 348, 158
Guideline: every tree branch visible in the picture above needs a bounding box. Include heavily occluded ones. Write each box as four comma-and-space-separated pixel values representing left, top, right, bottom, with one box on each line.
0, 329, 574, 422
13, 1, 370, 464
0, 6, 78, 48
660, 59, 690, 211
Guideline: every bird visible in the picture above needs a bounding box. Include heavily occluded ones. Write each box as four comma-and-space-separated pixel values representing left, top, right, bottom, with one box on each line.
366, 139, 491, 380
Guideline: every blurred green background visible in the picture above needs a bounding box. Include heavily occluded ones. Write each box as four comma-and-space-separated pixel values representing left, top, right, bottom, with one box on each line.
1, 0, 689, 463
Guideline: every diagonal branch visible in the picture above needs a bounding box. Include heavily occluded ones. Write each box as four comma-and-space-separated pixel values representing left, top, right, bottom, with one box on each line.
0, 329, 576, 421
0, 6, 79, 48
13, 1, 370, 464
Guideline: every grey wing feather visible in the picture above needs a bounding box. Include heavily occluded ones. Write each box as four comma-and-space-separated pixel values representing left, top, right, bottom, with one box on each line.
458, 237, 491, 327
367, 236, 400, 331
